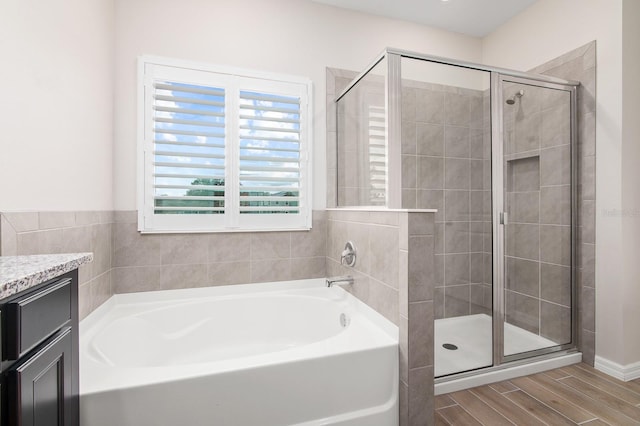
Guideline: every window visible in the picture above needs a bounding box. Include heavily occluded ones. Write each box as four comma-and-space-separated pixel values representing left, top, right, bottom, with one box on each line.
138, 57, 312, 232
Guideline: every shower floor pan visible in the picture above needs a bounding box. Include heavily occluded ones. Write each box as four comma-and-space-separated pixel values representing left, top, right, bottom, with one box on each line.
435, 313, 556, 377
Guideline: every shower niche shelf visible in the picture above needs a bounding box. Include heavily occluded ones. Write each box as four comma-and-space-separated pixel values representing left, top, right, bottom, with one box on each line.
506, 155, 540, 192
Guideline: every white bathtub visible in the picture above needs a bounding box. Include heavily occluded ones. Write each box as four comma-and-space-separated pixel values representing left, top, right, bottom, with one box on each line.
80, 278, 398, 426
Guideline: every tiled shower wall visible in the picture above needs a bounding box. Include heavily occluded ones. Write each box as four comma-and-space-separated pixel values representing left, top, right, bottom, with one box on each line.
400, 82, 492, 320
0, 211, 113, 319
503, 83, 572, 345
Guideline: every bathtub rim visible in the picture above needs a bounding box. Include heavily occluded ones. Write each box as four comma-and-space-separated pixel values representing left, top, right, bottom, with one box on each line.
80, 278, 399, 395
81, 278, 398, 339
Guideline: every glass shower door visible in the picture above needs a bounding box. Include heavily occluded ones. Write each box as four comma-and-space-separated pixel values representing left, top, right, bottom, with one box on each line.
499, 77, 575, 359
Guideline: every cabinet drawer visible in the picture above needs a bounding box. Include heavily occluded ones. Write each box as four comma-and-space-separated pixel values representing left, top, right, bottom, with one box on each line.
4, 279, 71, 361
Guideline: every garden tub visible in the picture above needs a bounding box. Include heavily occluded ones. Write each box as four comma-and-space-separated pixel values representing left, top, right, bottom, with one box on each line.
80, 278, 398, 426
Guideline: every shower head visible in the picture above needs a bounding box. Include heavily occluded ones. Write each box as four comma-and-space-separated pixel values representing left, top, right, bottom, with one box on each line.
506, 90, 525, 105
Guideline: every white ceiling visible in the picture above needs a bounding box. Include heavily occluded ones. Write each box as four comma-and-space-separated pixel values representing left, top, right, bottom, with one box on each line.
309, 0, 539, 37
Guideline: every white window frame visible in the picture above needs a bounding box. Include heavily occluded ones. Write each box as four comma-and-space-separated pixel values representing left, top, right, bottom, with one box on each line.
137, 56, 313, 233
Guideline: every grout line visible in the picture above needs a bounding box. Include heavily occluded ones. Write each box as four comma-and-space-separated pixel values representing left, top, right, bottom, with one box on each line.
577, 419, 599, 425
436, 401, 459, 410
553, 374, 572, 380
505, 254, 569, 268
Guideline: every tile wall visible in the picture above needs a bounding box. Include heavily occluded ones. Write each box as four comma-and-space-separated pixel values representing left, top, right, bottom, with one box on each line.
111, 211, 326, 293
503, 82, 573, 344
0, 210, 327, 319
400, 80, 493, 320
0, 211, 113, 319
530, 41, 597, 364
326, 208, 435, 426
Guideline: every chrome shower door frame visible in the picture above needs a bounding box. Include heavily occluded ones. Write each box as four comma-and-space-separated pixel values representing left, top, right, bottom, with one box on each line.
491, 73, 579, 366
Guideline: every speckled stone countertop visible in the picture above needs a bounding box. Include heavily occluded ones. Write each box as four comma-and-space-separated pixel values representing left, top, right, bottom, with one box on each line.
0, 253, 93, 300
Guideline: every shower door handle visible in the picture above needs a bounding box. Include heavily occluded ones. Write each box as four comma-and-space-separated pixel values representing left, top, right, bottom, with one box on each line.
500, 212, 508, 225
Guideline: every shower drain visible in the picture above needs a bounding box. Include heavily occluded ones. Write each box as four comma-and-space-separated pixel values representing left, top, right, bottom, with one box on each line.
442, 343, 458, 350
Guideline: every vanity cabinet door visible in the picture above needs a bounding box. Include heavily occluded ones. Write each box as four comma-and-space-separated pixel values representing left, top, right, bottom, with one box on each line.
5, 329, 72, 426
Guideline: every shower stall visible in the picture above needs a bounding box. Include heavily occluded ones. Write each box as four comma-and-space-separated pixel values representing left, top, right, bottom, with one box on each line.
335, 49, 578, 384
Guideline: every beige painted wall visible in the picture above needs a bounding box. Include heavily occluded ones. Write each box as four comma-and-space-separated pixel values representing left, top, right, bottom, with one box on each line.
483, 0, 639, 368
112, 0, 483, 211
621, 0, 640, 367
0, 0, 114, 211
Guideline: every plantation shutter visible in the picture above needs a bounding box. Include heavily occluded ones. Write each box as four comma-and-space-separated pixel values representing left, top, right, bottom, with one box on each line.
139, 58, 312, 233
152, 81, 227, 215
238, 90, 301, 215
368, 105, 387, 205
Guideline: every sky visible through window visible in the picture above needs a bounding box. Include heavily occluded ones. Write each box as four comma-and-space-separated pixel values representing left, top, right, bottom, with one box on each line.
152, 81, 301, 215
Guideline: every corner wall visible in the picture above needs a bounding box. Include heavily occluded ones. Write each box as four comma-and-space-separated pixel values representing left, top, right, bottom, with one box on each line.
620, 0, 640, 371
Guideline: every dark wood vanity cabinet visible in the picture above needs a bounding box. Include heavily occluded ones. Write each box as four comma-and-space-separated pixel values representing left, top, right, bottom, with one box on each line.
0, 270, 79, 426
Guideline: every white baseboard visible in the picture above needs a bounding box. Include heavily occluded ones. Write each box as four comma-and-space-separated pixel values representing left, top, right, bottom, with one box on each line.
594, 356, 640, 381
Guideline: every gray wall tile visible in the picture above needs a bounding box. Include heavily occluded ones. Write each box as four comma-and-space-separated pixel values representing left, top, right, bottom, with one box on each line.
369, 225, 399, 288
445, 253, 470, 286
445, 285, 470, 318
416, 88, 444, 124
250, 232, 291, 260
444, 125, 469, 158
417, 123, 444, 156
408, 301, 434, 368
417, 157, 444, 189
209, 233, 251, 263
39, 211, 76, 230
506, 224, 539, 260
541, 263, 571, 306
250, 259, 292, 283
208, 261, 252, 285
160, 264, 209, 290
540, 302, 571, 344
540, 225, 571, 266
2, 212, 39, 232
445, 92, 470, 126
444, 158, 470, 190
507, 192, 540, 223
444, 221, 470, 254
401, 121, 417, 155
506, 290, 539, 334
506, 257, 539, 297
540, 185, 571, 225
112, 266, 161, 293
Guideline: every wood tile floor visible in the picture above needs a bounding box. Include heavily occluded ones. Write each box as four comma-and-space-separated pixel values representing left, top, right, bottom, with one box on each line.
436, 363, 640, 425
